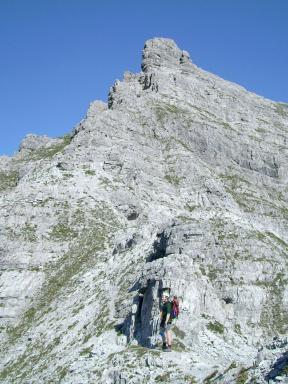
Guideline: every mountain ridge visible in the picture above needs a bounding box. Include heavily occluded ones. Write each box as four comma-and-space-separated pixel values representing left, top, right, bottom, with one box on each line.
0, 37, 287, 384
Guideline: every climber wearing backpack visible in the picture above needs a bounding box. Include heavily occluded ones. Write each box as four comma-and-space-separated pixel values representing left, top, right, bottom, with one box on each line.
159, 292, 179, 352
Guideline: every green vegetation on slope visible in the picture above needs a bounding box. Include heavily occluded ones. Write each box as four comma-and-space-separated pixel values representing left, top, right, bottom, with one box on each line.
1, 202, 122, 383
154, 102, 189, 123
207, 320, 225, 335
0, 170, 19, 192
23, 134, 72, 161
259, 272, 288, 335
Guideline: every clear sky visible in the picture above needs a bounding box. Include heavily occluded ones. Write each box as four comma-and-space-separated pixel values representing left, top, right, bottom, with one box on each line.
0, 0, 287, 155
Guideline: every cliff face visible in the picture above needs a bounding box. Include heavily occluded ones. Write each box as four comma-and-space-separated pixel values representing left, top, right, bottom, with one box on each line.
0, 38, 287, 383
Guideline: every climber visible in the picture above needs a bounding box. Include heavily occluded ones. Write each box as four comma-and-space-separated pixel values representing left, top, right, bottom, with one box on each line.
159, 291, 173, 352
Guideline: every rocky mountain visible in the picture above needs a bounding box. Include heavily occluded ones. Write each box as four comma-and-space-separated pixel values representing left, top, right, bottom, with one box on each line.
0, 38, 287, 384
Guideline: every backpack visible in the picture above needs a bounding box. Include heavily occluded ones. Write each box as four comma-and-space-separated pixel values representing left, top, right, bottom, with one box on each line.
170, 296, 180, 319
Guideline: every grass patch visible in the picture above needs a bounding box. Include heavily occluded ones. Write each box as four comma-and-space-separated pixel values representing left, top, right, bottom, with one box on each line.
204, 370, 218, 383
248, 231, 288, 250
255, 127, 267, 134
207, 320, 224, 335
21, 223, 37, 242
155, 372, 171, 382
164, 174, 182, 186
275, 103, 288, 118
154, 103, 189, 123
266, 231, 288, 248
34, 197, 54, 207
173, 339, 187, 352
0, 170, 19, 192
127, 344, 160, 358
67, 321, 78, 330
185, 204, 197, 212
184, 375, 197, 384
49, 223, 78, 241
98, 176, 119, 191
176, 215, 194, 223
251, 231, 266, 241
57, 366, 69, 381
225, 187, 254, 211
82, 333, 91, 344
5, 223, 37, 242
172, 137, 194, 153
85, 169, 96, 176
207, 265, 224, 281
260, 272, 288, 335
224, 361, 237, 373
173, 325, 186, 339
63, 172, 73, 179
94, 307, 111, 336
79, 346, 93, 357
234, 324, 241, 335
236, 367, 249, 384
217, 228, 239, 241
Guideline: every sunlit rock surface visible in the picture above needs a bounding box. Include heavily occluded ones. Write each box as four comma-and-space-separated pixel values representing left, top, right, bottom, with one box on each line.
0, 38, 288, 383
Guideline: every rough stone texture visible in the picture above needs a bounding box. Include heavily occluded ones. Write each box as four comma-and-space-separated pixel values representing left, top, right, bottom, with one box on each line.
0, 38, 288, 383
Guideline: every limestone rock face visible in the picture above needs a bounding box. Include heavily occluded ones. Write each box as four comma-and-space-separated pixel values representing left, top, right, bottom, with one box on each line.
0, 38, 288, 384
141, 38, 192, 72
19, 134, 62, 153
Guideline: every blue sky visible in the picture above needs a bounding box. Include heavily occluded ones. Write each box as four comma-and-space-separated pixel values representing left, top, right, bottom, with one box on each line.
0, 0, 287, 155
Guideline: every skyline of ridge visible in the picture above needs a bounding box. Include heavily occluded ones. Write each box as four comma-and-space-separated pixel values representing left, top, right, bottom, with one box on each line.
0, 0, 287, 155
